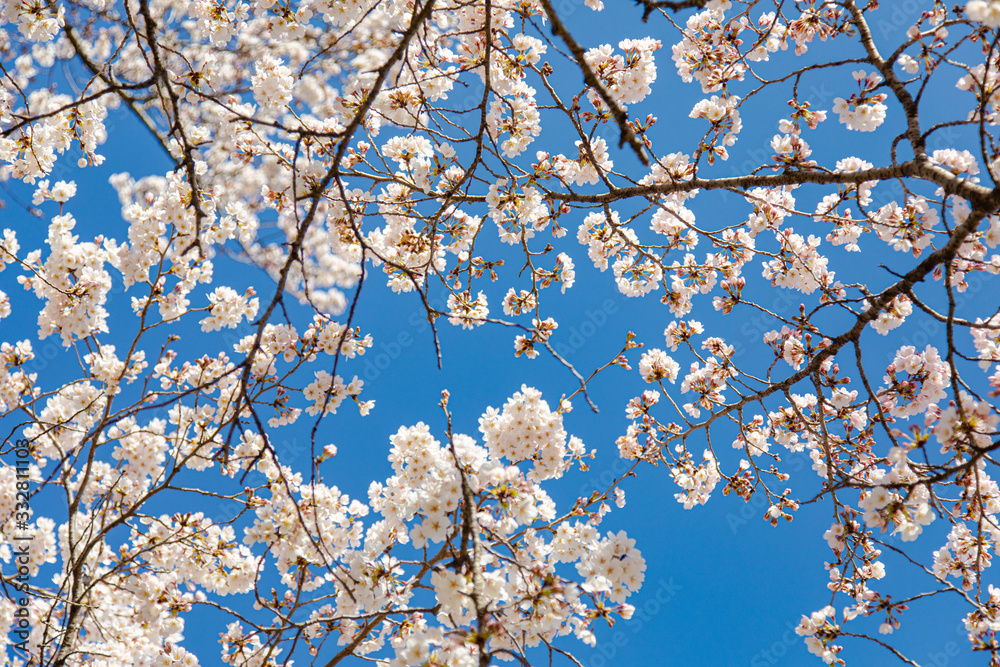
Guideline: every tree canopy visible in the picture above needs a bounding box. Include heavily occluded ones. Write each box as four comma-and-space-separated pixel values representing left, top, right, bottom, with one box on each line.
3, 0, 1000, 665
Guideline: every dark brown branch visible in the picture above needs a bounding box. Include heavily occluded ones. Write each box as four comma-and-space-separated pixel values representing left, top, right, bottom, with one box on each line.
537, 0, 651, 166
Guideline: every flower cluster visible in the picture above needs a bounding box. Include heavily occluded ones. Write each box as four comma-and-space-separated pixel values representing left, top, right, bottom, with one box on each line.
672, 9, 746, 93
878, 345, 951, 419
832, 71, 888, 132
868, 294, 912, 335
761, 230, 834, 295
967, 0, 1000, 28
478, 385, 585, 481
872, 197, 939, 256
973, 315, 1000, 368
200, 286, 259, 332
584, 38, 662, 107
18, 214, 112, 345
795, 606, 843, 665
251, 55, 294, 111
638, 349, 680, 384
668, 449, 721, 509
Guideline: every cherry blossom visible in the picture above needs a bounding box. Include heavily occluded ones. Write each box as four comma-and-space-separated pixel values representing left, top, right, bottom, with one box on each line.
5, 1, 1000, 665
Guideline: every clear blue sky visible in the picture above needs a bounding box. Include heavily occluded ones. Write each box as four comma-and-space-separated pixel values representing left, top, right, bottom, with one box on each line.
2, 2, 989, 665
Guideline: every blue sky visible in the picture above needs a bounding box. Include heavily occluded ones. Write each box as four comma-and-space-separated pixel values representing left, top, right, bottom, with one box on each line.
3, 2, 994, 665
